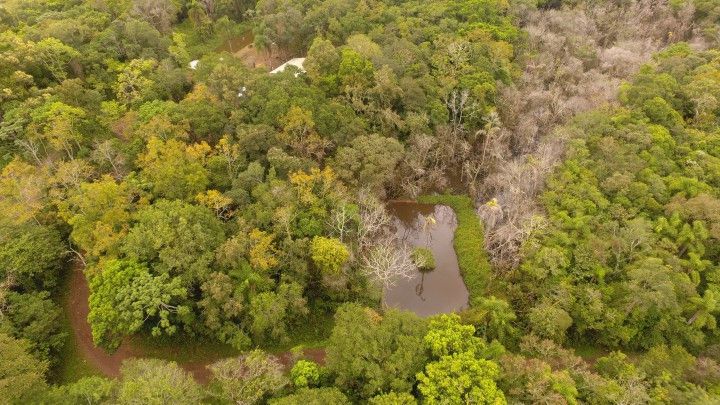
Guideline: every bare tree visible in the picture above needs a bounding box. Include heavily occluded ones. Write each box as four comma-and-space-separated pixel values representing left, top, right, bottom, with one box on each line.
132, 0, 178, 33
92, 140, 126, 180
361, 244, 416, 306
327, 203, 355, 243
356, 191, 392, 253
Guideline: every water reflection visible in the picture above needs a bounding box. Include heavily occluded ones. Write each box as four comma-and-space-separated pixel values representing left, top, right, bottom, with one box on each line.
384, 202, 469, 317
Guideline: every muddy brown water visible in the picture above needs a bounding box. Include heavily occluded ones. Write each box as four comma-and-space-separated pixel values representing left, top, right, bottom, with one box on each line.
218, 32, 288, 70
384, 202, 470, 317
217, 32, 254, 53
65, 264, 324, 384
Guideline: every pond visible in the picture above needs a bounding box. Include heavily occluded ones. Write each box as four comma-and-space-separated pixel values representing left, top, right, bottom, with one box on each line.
217, 32, 254, 53
384, 201, 470, 317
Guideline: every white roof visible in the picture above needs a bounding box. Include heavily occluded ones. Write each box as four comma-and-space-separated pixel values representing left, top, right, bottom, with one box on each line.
270, 58, 306, 75
189, 60, 200, 70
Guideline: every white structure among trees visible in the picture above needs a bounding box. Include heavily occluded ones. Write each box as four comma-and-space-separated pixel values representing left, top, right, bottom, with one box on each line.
270, 58, 306, 75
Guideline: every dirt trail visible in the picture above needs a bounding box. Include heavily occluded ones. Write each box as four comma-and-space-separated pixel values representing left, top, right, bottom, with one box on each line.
65, 263, 325, 384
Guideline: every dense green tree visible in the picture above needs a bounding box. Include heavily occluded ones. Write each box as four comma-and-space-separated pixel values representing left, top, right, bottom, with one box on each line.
515, 46, 720, 351
249, 282, 308, 342
326, 303, 428, 399
305, 37, 341, 93
369, 391, 418, 404
3, 291, 66, 365
417, 351, 506, 405
121, 199, 225, 283
115, 59, 158, 106
290, 359, 320, 388
88, 259, 189, 350
198, 271, 250, 350
462, 296, 518, 344
269, 387, 351, 405
0, 159, 49, 226
60, 175, 134, 259
310, 236, 350, 275
47, 376, 116, 404
0, 223, 64, 290
130, 0, 177, 33
175, 85, 227, 142
332, 134, 404, 193
527, 303, 573, 343
137, 137, 210, 200
0, 333, 48, 404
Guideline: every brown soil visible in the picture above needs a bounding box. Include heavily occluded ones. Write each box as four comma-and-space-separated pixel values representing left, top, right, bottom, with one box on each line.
215, 32, 294, 72
65, 263, 326, 384
277, 348, 327, 368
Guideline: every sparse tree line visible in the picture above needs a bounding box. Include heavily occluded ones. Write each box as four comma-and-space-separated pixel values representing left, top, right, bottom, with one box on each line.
1, 0, 720, 403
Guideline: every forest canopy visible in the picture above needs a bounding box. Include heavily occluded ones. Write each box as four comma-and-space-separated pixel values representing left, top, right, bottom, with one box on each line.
1, 0, 720, 403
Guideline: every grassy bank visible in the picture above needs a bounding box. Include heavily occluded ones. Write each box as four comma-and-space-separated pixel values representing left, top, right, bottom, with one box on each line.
418, 194, 491, 302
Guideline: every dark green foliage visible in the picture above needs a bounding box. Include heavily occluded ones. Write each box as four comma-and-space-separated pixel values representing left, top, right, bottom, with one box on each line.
418, 195, 491, 301
117, 359, 203, 404
0, 224, 65, 291
88, 259, 190, 351
326, 303, 429, 399
270, 387, 351, 404
45, 376, 116, 404
3, 0, 720, 402
0, 333, 48, 403
121, 199, 226, 283
3, 292, 66, 365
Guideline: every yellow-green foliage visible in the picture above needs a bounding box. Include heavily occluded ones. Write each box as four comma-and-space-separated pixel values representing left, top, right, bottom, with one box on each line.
311, 236, 350, 274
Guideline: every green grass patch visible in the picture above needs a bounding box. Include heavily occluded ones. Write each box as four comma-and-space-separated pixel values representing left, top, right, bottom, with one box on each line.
418, 194, 491, 302
53, 324, 101, 384
127, 334, 241, 364
173, 20, 252, 59
260, 309, 334, 354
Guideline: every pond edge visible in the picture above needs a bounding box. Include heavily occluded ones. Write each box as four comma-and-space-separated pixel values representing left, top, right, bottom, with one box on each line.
417, 194, 491, 304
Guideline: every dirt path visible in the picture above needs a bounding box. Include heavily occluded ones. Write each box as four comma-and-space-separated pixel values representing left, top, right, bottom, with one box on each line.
65, 263, 325, 384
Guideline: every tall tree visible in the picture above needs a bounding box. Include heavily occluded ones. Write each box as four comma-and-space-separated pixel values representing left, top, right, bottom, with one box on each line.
121, 199, 225, 283
326, 303, 428, 399
88, 259, 189, 350
137, 137, 210, 200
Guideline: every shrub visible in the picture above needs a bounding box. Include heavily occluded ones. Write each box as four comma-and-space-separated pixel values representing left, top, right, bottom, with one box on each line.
291, 360, 321, 388
411, 247, 436, 272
